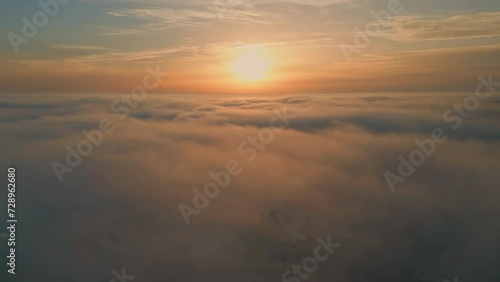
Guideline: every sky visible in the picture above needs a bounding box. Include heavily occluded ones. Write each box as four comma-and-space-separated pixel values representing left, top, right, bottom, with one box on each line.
1, 1, 500, 281
0, 0, 499, 94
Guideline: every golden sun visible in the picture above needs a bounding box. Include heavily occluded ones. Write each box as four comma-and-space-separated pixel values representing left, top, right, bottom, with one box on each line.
231, 46, 272, 82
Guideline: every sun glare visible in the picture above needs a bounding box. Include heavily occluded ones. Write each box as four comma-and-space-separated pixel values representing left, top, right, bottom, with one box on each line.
231, 46, 272, 82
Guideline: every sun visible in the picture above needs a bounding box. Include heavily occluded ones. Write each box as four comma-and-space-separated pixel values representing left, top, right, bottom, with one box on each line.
231, 46, 272, 82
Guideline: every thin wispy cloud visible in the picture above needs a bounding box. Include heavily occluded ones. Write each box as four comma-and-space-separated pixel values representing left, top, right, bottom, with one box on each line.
49, 44, 112, 51
388, 12, 500, 41
106, 7, 276, 29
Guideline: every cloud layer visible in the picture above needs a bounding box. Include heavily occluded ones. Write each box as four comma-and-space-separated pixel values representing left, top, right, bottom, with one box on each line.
1, 93, 500, 281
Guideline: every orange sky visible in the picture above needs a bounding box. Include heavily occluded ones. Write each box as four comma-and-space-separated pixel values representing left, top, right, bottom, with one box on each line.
1, 1, 499, 93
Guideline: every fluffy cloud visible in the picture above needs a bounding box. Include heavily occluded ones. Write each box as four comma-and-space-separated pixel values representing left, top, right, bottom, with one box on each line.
0, 93, 499, 281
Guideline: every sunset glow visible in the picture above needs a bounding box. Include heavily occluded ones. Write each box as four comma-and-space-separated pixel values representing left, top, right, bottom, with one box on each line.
231, 46, 272, 82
